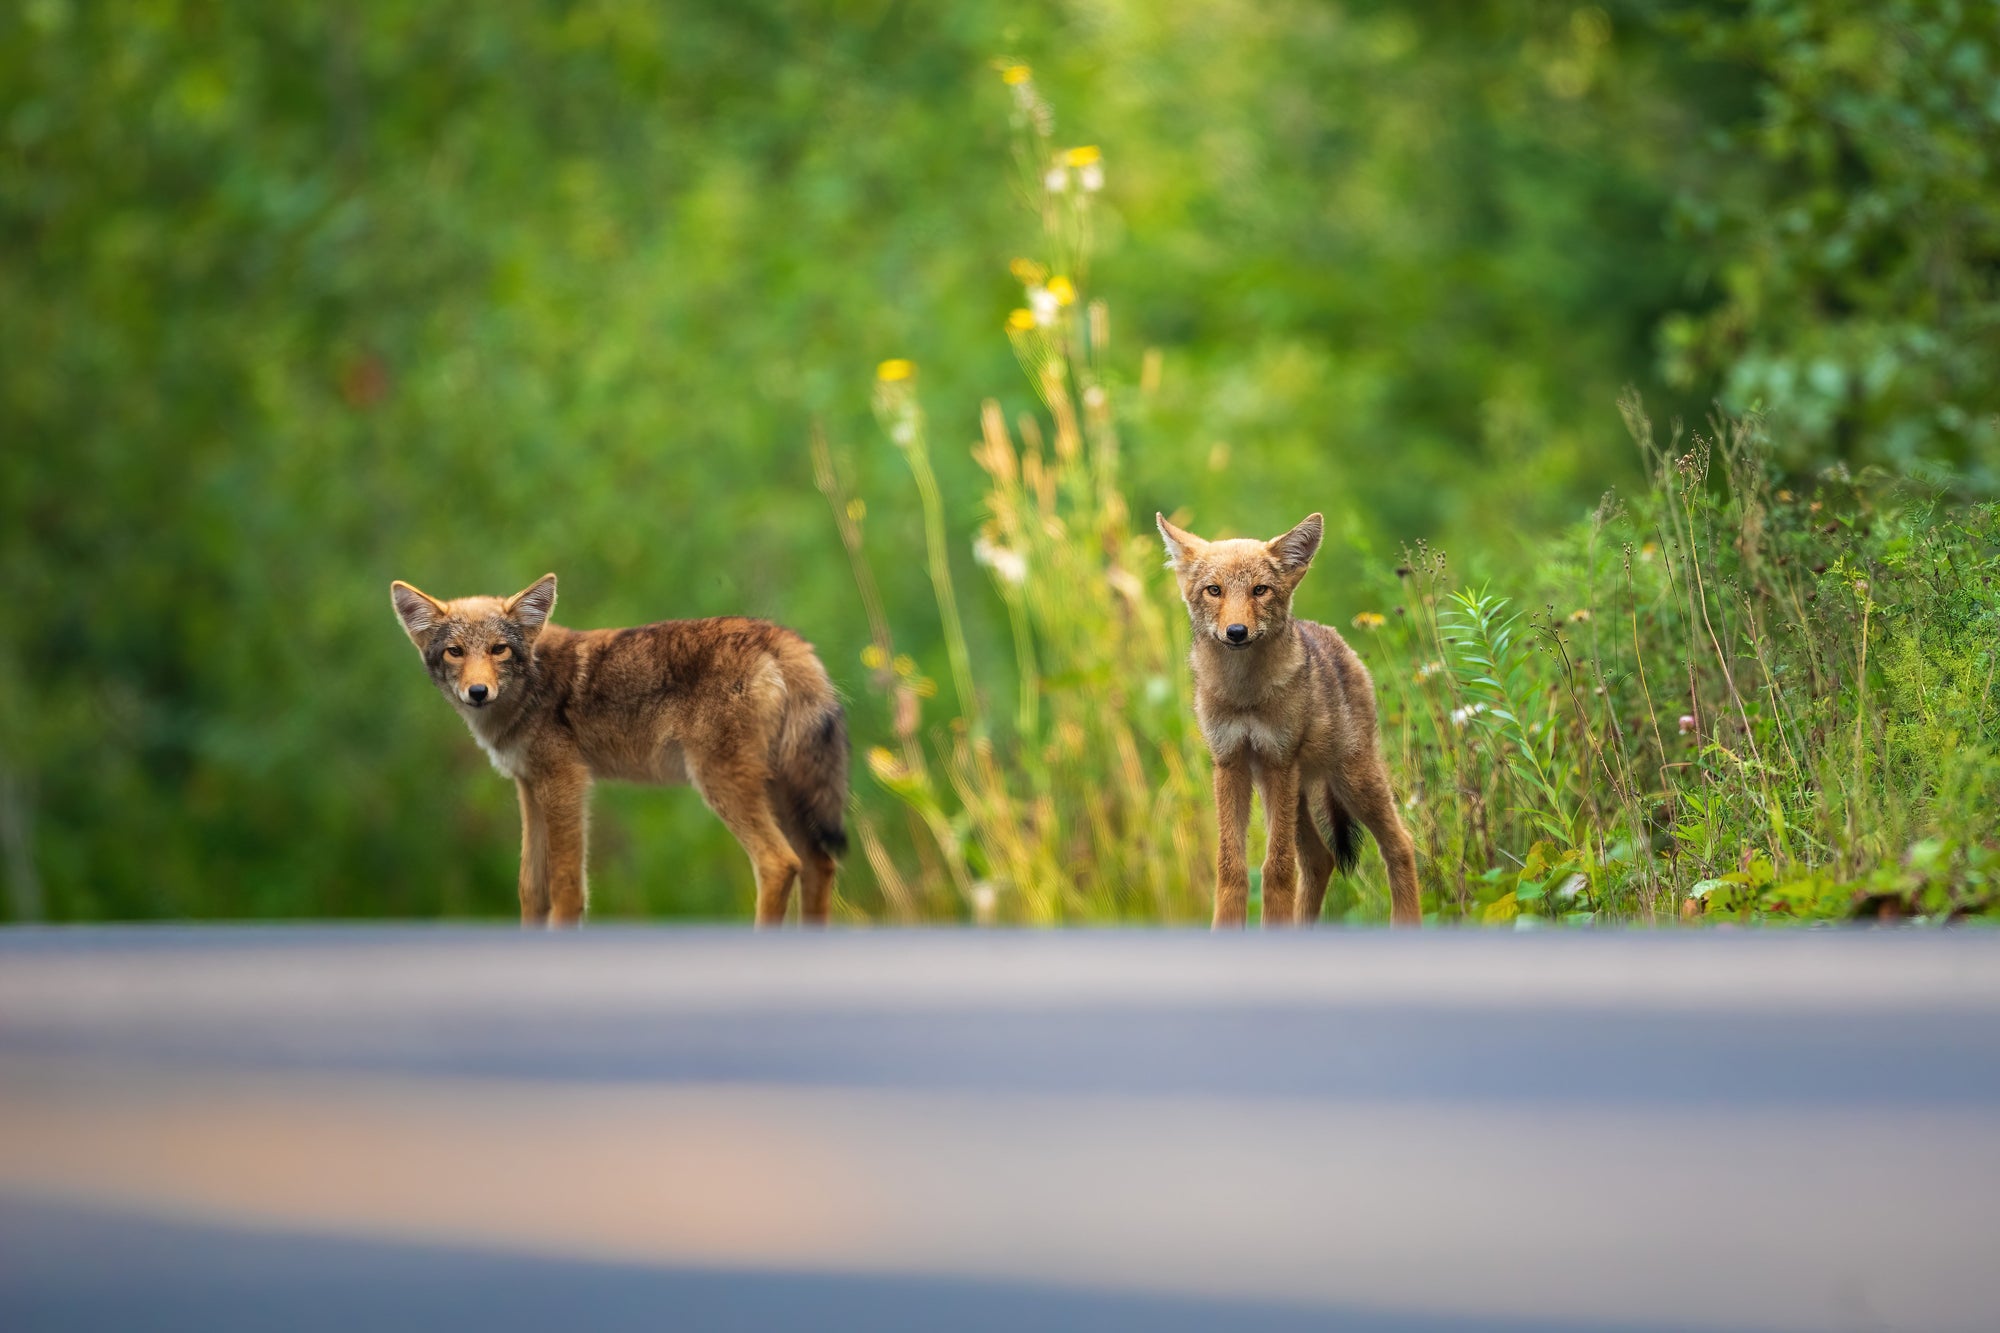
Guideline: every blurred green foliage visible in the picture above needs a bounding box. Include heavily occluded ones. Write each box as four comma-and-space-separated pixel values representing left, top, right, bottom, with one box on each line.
1660, 0, 2000, 481
2, 0, 1995, 920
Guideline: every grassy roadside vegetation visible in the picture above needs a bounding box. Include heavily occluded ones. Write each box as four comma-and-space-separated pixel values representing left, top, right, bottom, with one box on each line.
4, 3, 1996, 922
835, 64, 2000, 926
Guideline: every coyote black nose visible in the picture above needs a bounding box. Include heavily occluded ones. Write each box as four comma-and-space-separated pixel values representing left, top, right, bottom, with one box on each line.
1225, 623, 1249, 643
467, 684, 489, 704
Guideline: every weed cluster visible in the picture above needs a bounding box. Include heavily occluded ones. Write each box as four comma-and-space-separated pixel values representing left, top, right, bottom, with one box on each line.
1382, 405, 1999, 925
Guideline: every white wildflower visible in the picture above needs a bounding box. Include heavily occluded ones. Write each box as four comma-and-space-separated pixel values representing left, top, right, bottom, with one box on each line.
1079, 162, 1104, 192
1029, 285, 1059, 326
1044, 165, 1069, 193
973, 533, 1028, 587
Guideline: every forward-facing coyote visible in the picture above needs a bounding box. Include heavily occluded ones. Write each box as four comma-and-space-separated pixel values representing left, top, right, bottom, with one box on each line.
1156, 512, 1421, 928
390, 574, 848, 927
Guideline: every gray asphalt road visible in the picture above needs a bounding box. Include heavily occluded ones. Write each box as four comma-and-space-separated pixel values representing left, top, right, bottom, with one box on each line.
3, 927, 1999, 1332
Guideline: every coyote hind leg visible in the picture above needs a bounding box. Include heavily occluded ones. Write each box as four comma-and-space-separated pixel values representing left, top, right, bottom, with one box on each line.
796, 846, 837, 925
695, 760, 801, 928
1339, 765, 1422, 927
777, 802, 838, 925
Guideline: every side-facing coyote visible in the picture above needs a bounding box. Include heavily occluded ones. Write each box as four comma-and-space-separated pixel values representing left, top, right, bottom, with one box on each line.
390, 573, 847, 927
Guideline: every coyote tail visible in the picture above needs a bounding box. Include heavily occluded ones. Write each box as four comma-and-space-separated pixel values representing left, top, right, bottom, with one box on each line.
1310, 785, 1362, 875
776, 664, 850, 859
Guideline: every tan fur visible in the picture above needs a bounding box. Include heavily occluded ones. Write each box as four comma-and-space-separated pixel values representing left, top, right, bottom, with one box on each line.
391, 574, 848, 928
1156, 513, 1422, 928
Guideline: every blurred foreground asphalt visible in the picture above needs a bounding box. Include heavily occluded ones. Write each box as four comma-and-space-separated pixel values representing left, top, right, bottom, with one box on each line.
3, 926, 1999, 1332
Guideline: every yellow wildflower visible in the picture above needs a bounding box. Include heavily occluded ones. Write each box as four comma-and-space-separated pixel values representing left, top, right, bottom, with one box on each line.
1568, 608, 1592, 623
1061, 145, 1102, 166
1046, 275, 1076, 306
876, 358, 914, 382
1351, 611, 1387, 630
867, 746, 907, 783
846, 498, 866, 522
1000, 64, 1031, 85
1009, 257, 1046, 285
892, 653, 917, 677
860, 644, 887, 670
1006, 308, 1037, 332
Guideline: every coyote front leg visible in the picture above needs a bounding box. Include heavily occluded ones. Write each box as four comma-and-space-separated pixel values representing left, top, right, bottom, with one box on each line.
515, 779, 549, 926
1212, 754, 1254, 929
1255, 762, 1300, 928
532, 765, 592, 927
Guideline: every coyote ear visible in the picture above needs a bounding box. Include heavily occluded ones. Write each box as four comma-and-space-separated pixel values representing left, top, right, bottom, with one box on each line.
1155, 512, 1207, 571
504, 573, 558, 632
1267, 513, 1323, 573
390, 581, 446, 643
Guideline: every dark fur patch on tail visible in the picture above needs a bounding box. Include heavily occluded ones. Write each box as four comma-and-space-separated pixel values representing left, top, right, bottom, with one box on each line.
1325, 798, 1362, 875
782, 704, 850, 858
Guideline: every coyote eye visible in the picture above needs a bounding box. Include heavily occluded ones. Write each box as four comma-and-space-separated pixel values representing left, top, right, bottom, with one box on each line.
1252, 584, 1271, 597
444, 645, 464, 658
1205, 585, 1222, 597
490, 643, 509, 657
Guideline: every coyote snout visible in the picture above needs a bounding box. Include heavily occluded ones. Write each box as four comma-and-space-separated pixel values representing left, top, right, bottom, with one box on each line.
1157, 511, 1422, 928
391, 574, 848, 928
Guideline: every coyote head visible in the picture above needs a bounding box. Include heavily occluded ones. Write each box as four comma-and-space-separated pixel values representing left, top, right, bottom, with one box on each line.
390, 573, 557, 711
1155, 513, 1322, 651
